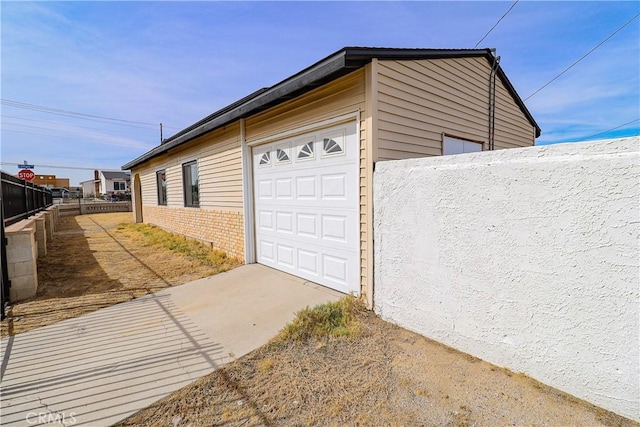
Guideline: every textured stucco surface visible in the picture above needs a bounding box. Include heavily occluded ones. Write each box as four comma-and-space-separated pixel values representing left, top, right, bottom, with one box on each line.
373, 137, 640, 421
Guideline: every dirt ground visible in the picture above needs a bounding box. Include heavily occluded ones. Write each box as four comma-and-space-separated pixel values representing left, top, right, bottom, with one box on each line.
1, 212, 238, 337
119, 303, 636, 427
3, 213, 636, 426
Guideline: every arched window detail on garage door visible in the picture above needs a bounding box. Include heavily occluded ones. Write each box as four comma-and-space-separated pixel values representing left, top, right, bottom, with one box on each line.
297, 141, 314, 160
259, 151, 271, 166
276, 148, 290, 163
323, 138, 343, 156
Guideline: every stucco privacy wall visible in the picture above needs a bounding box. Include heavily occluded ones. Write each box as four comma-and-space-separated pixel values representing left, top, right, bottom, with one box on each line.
373, 137, 640, 421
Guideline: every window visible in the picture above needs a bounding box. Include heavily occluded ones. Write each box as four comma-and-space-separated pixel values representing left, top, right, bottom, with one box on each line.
182, 161, 199, 207
156, 170, 167, 205
259, 151, 271, 166
276, 148, 290, 162
322, 138, 344, 156
275, 143, 291, 164
297, 141, 314, 160
113, 181, 126, 191
443, 136, 483, 155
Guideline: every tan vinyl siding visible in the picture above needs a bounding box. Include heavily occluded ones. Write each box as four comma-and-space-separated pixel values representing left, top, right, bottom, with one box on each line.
167, 124, 242, 211
133, 123, 243, 212
134, 157, 165, 206
362, 61, 377, 306
245, 69, 365, 142
165, 157, 183, 207
376, 57, 534, 160
494, 81, 536, 148
129, 124, 244, 258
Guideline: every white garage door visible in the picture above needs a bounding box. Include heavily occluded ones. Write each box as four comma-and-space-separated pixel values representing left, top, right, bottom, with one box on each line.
252, 121, 360, 295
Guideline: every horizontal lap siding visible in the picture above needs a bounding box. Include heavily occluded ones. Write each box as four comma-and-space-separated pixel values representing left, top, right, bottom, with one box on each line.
165, 123, 242, 211
494, 82, 536, 148
245, 70, 365, 141
377, 58, 534, 161
130, 124, 244, 259
135, 158, 165, 205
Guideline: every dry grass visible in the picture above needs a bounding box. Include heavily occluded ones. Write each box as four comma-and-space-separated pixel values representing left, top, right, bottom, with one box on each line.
114, 222, 237, 273
1, 213, 240, 337
118, 298, 639, 427
274, 295, 363, 343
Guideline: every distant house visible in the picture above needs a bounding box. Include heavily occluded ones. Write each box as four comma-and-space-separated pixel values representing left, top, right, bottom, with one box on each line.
122, 46, 540, 299
81, 170, 130, 198
31, 174, 70, 189
80, 179, 97, 198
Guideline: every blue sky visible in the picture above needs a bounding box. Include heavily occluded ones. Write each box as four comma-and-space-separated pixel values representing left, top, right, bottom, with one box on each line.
1, 1, 639, 186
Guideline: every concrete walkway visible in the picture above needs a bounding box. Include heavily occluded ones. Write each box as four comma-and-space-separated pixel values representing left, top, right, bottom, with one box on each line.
0, 264, 341, 426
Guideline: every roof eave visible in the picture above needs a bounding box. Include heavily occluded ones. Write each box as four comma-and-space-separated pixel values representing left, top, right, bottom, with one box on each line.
122, 51, 351, 170
491, 60, 542, 138
122, 47, 541, 170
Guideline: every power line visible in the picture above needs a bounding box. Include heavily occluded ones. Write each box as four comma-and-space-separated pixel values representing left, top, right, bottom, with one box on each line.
525, 13, 639, 101
474, 0, 519, 49
1, 115, 151, 136
1, 98, 155, 126
2, 122, 104, 136
0, 162, 123, 171
1, 114, 122, 132
0, 99, 179, 130
576, 118, 640, 141
1, 129, 150, 149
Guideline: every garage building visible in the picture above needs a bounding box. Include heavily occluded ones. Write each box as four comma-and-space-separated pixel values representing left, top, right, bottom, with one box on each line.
122, 46, 541, 306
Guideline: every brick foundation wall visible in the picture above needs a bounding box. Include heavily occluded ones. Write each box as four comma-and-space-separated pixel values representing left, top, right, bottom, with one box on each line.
142, 205, 244, 261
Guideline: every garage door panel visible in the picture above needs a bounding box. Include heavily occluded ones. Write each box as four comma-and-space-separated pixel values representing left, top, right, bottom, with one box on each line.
257, 199, 356, 210
298, 249, 319, 276
276, 244, 295, 268
296, 176, 317, 199
260, 240, 275, 262
322, 254, 348, 285
258, 210, 274, 231
296, 213, 317, 237
257, 179, 273, 199
321, 174, 347, 200
259, 211, 357, 247
275, 211, 294, 234
275, 178, 293, 199
321, 215, 347, 242
253, 121, 359, 295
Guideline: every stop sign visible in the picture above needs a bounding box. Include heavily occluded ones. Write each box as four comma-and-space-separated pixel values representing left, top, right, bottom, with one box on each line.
18, 169, 35, 181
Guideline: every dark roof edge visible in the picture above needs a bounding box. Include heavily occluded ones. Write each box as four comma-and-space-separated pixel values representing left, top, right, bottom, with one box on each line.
122, 49, 349, 170
490, 56, 541, 138
123, 47, 540, 170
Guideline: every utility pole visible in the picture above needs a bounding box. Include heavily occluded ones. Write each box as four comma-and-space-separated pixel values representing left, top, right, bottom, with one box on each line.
160, 123, 163, 143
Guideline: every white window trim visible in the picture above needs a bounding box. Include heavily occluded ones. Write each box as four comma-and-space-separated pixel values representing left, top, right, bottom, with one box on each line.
246, 111, 360, 147
182, 159, 200, 207
442, 134, 485, 155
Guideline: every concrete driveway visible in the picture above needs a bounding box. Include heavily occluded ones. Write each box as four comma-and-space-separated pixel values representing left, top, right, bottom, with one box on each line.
0, 264, 341, 426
